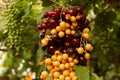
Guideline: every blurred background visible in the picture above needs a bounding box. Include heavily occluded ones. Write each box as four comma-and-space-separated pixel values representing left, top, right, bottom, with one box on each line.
0, 0, 120, 80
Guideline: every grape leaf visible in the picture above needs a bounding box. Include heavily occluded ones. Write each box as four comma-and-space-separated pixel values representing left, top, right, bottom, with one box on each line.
21, 50, 32, 59
36, 47, 46, 65
90, 73, 101, 80
74, 65, 90, 80
70, 0, 88, 6
41, 0, 53, 7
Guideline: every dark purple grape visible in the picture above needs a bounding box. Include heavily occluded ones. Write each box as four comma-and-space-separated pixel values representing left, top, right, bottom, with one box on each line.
68, 8, 77, 16
44, 17, 50, 24
39, 31, 45, 39
50, 19, 57, 25
48, 45, 56, 53
72, 38, 80, 47
64, 41, 71, 48
84, 19, 89, 25
65, 35, 72, 41
76, 6, 83, 13
62, 11, 68, 18
79, 57, 87, 65
41, 23, 47, 29
41, 45, 47, 51
52, 34, 58, 41
38, 25, 44, 30
43, 12, 49, 18
55, 8, 61, 13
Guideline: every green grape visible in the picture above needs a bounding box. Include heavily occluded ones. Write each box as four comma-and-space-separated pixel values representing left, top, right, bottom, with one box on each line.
5, 0, 33, 52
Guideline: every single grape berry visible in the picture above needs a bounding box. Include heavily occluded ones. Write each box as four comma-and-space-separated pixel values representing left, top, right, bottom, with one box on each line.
39, 31, 45, 39
48, 45, 56, 53
72, 38, 80, 47
85, 43, 93, 52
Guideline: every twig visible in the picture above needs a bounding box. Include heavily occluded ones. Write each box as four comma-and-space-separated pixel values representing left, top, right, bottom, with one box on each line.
103, 3, 111, 10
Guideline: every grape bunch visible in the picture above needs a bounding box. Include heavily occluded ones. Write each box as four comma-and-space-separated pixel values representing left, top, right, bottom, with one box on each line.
5, 1, 32, 51
6, 3, 25, 50
38, 6, 93, 80
40, 51, 79, 80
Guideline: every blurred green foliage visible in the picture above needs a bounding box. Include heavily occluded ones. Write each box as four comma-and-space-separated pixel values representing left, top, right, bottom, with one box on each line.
0, 0, 120, 80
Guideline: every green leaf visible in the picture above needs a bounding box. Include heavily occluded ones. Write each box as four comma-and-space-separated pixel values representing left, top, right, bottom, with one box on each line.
36, 47, 46, 65
22, 50, 32, 59
74, 65, 90, 80
70, 0, 88, 6
90, 73, 101, 80
41, 0, 53, 7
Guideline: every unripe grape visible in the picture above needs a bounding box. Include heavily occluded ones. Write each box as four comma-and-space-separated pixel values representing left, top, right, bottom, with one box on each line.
51, 55, 57, 61
41, 71, 48, 79
62, 60, 67, 64
53, 61, 60, 67
72, 22, 78, 27
65, 22, 70, 28
84, 53, 91, 60
41, 39, 48, 46
65, 29, 71, 35
55, 50, 61, 55
58, 31, 65, 38
65, 14, 71, 20
71, 30, 76, 35
54, 72, 60, 78
59, 64, 65, 70
82, 33, 90, 40
57, 55, 63, 61
70, 16, 76, 22
83, 28, 90, 33
63, 70, 69, 76
54, 67, 60, 71
73, 58, 79, 64
68, 57, 73, 62
60, 21, 66, 28
56, 26, 62, 32
40, 60, 44, 65
85, 43, 93, 52
69, 62, 75, 67
65, 76, 71, 80
65, 63, 70, 69
51, 29, 57, 35
76, 14, 81, 20
77, 47, 84, 54
62, 54, 69, 60
59, 75, 65, 80
45, 58, 52, 65
70, 71, 76, 77
47, 65, 53, 71
72, 76, 78, 80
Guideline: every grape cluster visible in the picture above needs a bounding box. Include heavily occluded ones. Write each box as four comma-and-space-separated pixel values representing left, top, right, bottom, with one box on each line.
40, 51, 78, 80
38, 6, 93, 80
6, 1, 30, 51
